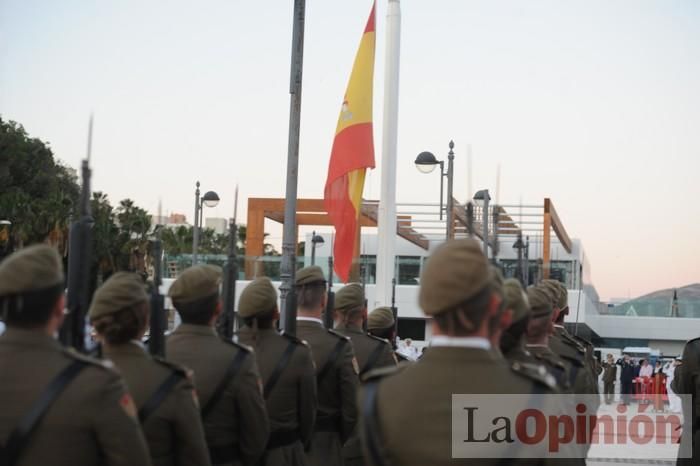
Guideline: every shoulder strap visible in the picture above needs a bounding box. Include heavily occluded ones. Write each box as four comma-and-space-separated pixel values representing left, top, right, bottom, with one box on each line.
317, 338, 346, 383
361, 380, 385, 466
361, 341, 388, 376
263, 341, 297, 399
138, 370, 184, 424
1, 360, 87, 466
201, 349, 248, 419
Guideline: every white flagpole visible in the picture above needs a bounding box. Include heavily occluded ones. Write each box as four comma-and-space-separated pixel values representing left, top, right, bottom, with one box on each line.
375, 0, 401, 308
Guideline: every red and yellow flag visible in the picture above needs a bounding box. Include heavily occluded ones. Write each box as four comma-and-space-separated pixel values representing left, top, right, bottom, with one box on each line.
324, 2, 376, 283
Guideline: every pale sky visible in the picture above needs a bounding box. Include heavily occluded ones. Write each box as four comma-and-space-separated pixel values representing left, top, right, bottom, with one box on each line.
1, 0, 698, 300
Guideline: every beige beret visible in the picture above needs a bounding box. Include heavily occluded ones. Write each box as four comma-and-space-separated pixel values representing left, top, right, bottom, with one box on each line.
295, 266, 326, 286
88, 272, 149, 321
528, 286, 553, 318
540, 280, 568, 309
503, 279, 530, 322
367, 306, 395, 330
334, 283, 364, 311
0, 244, 64, 296
169, 265, 221, 304
537, 281, 559, 308
419, 239, 490, 316
489, 266, 504, 296
238, 277, 277, 318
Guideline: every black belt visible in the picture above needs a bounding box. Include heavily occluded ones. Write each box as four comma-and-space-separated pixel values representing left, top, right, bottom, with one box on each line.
208, 444, 238, 465
314, 415, 340, 433
267, 429, 300, 449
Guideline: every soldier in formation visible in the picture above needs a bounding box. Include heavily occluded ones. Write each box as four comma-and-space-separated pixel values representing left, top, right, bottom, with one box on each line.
333, 283, 396, 466
358, 239, 558, 466
672, 338, 699, 465
88, 272, 210, 466
236, 277, 317, 466
293, 265, 359, 466
0, 245, 152, 466
166, 265, 269, 466
366, 306, 410, 363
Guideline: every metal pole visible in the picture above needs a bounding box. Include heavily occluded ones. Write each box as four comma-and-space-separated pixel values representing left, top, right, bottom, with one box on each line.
279, 0, 306, 335
310, 230, 316, 266
438, 161, 444, 221
524, 236, 530, 286
192, 181, 200, 265
446, 141, 455, 239
482, 193, 489, 257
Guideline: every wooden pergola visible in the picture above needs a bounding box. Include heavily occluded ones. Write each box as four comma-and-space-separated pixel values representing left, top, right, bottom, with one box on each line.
245, 198, 429, 279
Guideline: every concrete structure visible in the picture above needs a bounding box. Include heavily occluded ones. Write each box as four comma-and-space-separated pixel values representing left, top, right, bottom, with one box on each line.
205, 217, 228, 235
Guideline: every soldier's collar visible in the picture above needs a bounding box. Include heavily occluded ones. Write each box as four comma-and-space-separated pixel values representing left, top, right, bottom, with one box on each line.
430, 335, 491, 350
1, 327, 63, 351
296, 316, 324, 326
173, 323, 218, 336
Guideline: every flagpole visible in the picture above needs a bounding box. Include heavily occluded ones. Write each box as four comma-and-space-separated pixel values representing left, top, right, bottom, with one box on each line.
375, 0, 401, 308
279, 0, 306, 334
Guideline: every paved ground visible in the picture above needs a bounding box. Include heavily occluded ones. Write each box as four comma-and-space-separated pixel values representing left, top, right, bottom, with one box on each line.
587, 398, 681, 466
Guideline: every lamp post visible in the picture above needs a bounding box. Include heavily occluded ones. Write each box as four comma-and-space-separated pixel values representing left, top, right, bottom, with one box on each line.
473, 189, 491, 256
513, 232, 525, 286
414, 140, 455, 239
192, 181, 220, 265
310, 231, 325, 266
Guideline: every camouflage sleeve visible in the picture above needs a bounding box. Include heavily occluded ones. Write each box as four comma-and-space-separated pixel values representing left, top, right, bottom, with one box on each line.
339, 341, 359, 443
297, 346, 318, 448
90, 370, 152, 466
236, 354, 270, 465
170, 377, 210, 466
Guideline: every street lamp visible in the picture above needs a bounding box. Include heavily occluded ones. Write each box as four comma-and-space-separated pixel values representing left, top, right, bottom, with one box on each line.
513, 232, 525, 286
414, 141, 455, 239
473, 189, 491, 256
192, 181, 220, 265
310, 230, 325, 266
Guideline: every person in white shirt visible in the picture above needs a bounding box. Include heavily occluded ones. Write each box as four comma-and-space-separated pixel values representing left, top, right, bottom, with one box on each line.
664, 358, 682, 412
639, 359, 653, 378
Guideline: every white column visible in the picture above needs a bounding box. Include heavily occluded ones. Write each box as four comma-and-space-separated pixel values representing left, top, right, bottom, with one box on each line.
375, 0, 401, 308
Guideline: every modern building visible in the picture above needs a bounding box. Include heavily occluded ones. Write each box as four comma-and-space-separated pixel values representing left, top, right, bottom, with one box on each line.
205, 217, 228, 235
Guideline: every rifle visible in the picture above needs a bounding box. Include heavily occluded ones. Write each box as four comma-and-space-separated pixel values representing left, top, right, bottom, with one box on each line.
391, 278, 398, 348
59, 117, 94, 353
466, 202, 474, 238
323, 255, 335, 329
220, 217, 238, 340
148, 229, 165, 356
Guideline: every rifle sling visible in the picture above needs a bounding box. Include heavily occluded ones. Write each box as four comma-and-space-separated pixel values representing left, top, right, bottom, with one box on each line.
317, 339, 346, 383
264, 341, 297, 399
138, 371, 183, 424
201, 349, 248, 419
361, 341, 386, 376
1, 360, 87, 466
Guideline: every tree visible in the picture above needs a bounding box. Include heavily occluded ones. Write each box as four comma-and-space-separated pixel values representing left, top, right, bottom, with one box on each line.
0, 118, 80, 250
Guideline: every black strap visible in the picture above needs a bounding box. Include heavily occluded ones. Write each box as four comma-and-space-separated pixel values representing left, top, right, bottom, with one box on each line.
264, 341, 297, 399
138, 371, 183, 424
317, 339, 346, 383
361, 341, 386, 376
1, 360, 87, 466
361, 381, 385, 466
201, 350, 248, 419
266, 429, 300, 449
208, 444, 238, 465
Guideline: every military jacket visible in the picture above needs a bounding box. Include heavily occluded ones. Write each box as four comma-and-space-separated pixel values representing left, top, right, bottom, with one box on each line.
359, 344, 559, 466
166, 324, 269, 466
0, 328, 151, 466
236, 327, 317, 446
295, 318, 358, 442
525, 344, 571, 391
102, 342, 210, 466
335, 324, 396, 374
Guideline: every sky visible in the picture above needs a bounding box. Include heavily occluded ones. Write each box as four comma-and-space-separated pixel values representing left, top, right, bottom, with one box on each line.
1, 0, 698, 300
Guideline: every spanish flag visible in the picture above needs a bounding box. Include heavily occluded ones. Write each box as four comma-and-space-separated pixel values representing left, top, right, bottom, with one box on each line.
324, 2, 376, 283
